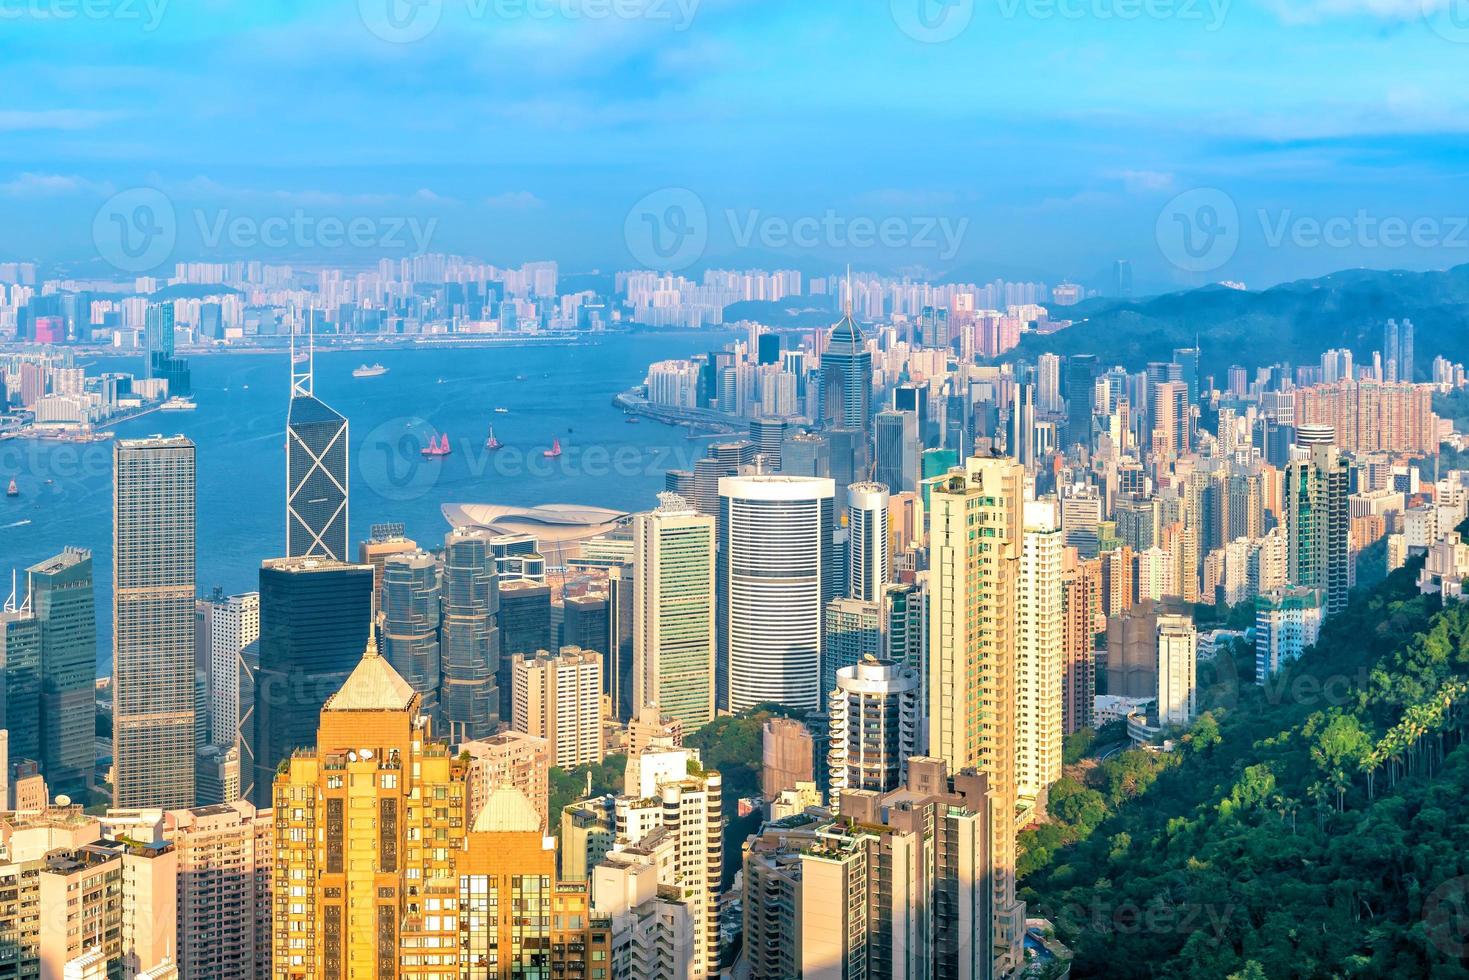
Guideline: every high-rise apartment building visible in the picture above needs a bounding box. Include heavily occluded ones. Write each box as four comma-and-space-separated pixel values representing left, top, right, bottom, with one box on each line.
284, 347, 348, 561
719, 475, 838, 712
616, 746, 722, 977
27, 548, 96, 796
1156, 614, 1198, 726
39, 838, 178, 980
633, 495, 717, 728
114, 436, 197, 809
823, 597, 884, 699
925, 454, 1025, 977
1292, 379, 1436, 454
1255, 586, 1325, 681
511, 646, 604, 768
1017, 500, 1064, 803
1285, 438, 1350, 615
459, 730, 550, 833
1060, 551, 1103, 735
164, 801, 273, 980
827, 656, 919, 806
245, 557, 372, 807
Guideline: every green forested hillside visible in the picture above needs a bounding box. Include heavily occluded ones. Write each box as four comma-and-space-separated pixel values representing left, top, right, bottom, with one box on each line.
1021, 527, 1469, 978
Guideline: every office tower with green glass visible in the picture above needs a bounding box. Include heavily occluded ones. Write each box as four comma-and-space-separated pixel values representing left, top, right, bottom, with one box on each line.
28, 548, 96, 796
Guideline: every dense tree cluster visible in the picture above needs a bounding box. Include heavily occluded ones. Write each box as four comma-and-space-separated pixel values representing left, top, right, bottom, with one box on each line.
1020, 526, 1469, 978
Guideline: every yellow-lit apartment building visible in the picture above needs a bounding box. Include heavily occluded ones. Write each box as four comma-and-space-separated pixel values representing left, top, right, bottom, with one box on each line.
273, 635, 610, 979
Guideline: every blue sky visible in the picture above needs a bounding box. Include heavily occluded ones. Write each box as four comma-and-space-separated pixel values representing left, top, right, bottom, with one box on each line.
3, 0, 1469, 291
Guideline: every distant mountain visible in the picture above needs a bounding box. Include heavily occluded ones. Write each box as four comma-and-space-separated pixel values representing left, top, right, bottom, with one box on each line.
722, 298, 839, 329
149, 283, 245, 301
1006, 264, 1469, 380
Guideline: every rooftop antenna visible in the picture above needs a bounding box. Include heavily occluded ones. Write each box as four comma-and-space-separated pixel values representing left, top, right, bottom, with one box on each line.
844, 264, 853, 317
290, 306, 315, 399
3, 570, 27, 615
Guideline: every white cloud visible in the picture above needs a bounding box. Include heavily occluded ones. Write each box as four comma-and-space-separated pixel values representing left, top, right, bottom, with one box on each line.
484, 191, 544, 209
1260, 0, 1438, 23
1114, 170, 1177, 194
0, 110, 123, 132
0, 173, 112, 197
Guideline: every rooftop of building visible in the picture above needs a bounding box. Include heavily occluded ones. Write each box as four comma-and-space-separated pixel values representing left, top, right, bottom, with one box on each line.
322, 633, 417, 713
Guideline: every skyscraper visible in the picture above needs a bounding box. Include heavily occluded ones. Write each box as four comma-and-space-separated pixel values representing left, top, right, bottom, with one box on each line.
719, 475, 838, 712
27, 548, 96, 796
873, 410, 919, 492
195, 587, 258, 758
285, 338, 349, 562
511, 646, 604, 769
439, 527, 502, 742
633, 494, 717, 728
820, 310, 872, 431
847, 481, 890, 602
114, 436, 197, 809
381, 551, 442, 720
245, 556, 372, 807
0, 598, 41, 768
497, 579, 552, 721
272, 638, 613, 978
145, 302, 190, 395
1065, 353, 1099, 448
926, 454, 1025, 977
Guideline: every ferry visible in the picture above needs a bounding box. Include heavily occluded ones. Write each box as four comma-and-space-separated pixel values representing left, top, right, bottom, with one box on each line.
542, 437, 562, 459
484, 426, 502, 451
494, 407, 510, 415
6, 479, 17, 498
421, 434, 452, 457
159, 396, 197, 412
292, 351, 309, 365
353, 363, 389, 378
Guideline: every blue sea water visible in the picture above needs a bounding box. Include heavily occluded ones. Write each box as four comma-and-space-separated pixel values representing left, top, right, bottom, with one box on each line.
0, 331, 736, 671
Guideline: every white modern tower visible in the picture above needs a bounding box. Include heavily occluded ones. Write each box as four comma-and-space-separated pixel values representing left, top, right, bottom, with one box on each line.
827, 655, 919, 808
719, 475, 837, 712
847, 481, 890, 602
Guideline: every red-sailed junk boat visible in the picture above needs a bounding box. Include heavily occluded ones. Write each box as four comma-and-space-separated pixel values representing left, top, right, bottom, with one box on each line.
421, 434, 452, 457
485, 425, 502, 451
542, 437, 562, 459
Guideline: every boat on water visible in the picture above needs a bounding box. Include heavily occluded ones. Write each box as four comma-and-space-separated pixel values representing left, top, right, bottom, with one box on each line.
159, 396, 197, 411
292, 352, 309, 365
421, 433, 453, 457
484, 426, 502, 451
353, 363, 389, 378
494, 407, 510, 415
542, 437, 562, 459
624, 415, 641, 424
6, 479, 17, 498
